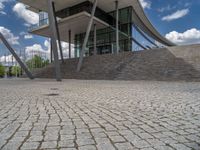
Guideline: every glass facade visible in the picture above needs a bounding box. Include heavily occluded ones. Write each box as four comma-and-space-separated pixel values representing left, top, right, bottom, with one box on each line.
29, 2, 133, 56
39, 12, 49, 27
74, 7, 133, 57
56, 1, 114, 25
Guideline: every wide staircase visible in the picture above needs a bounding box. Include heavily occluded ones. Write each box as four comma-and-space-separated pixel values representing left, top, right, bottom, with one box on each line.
32, 44, 200, 81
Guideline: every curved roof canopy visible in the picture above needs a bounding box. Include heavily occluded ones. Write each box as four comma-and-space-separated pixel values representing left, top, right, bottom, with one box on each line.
19, 0, 175, 46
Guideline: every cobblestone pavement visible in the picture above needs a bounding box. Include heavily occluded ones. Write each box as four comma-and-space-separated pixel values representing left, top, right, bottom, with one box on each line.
0, 79, 200, 150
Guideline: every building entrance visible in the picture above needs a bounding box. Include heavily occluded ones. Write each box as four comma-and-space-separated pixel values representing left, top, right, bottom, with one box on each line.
89, 45, 112, 55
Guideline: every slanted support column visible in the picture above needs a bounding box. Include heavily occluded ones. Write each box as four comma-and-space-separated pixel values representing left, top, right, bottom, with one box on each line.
115, 0, 119, 54
47, 0, 62, 81
0, 32, 34, 79
77, 0, 98, 72
52, 2, 64, 63
93, 24, 97, 55
68, 30, 71, 59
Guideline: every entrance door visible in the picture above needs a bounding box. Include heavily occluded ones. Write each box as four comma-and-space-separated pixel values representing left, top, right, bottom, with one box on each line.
89, 45, 112, 56
99, 45, 112, 55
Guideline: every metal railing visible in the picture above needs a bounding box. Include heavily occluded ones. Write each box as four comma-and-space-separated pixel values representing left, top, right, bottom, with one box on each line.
29, 18, 49, 31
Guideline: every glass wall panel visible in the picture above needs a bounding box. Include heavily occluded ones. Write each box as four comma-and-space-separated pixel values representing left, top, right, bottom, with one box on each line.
39, 12, 48, 27
74, 7, 133, 56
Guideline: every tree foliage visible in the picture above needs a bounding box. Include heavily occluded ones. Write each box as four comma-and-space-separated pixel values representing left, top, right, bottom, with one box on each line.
26, 55, 49, 69
0, 64, 5, 78
11, 66, 22, 77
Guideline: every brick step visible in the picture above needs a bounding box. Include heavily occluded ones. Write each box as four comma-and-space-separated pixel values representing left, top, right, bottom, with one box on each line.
30, 45, 200, 81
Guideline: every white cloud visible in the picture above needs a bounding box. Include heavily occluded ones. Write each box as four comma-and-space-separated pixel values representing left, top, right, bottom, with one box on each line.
25, 44, 46, 53
0, 11, 6, 15
139, 0, 151, 9
0, 26, 19, 45
25, 44, 49, 60
20, 31, 33, 39
13, 3, 39, 25
0, 0, 12, 8
0, 0, 14, 15
0, 0, 13, 15
61, 42, 75, 58
24, 23, 31, 27
162, 9, 189, 21
44, 39, 50, 49
44, 40, 75, 59
158, 5, 173, 13
165, 28, 200, 45
0, 3, 4, 10
0, 54, 24, 66
19, 31, 26, 36
0, 54, 16, 64
25, 44, 48, 55
24, 34, 33, 39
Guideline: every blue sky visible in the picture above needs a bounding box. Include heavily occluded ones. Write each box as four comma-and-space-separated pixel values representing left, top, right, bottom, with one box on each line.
0, 0, 200, 60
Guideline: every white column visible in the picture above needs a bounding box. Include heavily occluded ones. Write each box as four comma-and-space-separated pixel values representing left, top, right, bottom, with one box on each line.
77, 0, 98, 72
52, 2, 64, 63
47, 0, 62, 81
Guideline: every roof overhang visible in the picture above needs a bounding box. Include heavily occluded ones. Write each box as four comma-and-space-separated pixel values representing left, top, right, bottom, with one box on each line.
19, 0, 175, 46
30, 12, 109, 43
18, 0, 138, 13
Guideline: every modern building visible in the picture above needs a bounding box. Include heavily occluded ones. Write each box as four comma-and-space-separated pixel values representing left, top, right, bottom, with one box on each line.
18, 0, 175, 81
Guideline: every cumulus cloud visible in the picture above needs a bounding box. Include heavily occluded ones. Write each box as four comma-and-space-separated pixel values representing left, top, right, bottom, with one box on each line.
0, 54, 16, 65
61, 42, 75, 58
0, 2, 4, 10
44, 40, 75, 59
0, 54, 25, 66
24, 34, 33, 39
165, 28, 200, 45
0, 26, 19, 45
24, 23, 31, 27
44, 40, 50, 49
20, 31, 33, 39
0, 11, 6, 15
139, 0, 151, 9
25, 44, 46, 53
13, 3, 39, 25
162, 9, 189, 21
158, 5, 174, 13
25, 44, 49, 60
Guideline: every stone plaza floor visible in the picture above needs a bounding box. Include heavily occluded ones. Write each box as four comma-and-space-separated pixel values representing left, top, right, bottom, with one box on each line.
0, 79, 199, 150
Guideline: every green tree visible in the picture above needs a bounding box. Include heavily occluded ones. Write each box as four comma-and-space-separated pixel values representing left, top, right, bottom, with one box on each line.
0, 64, 5, 78
26, 55, 49, 69
11, 66, 22, 77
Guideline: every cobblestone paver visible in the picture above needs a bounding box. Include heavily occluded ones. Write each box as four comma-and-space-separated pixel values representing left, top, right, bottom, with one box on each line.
0, 79, 200, 150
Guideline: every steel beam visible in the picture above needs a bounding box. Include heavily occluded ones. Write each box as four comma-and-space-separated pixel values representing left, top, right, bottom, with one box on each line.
52, 2, 64, 63
115, 0, 119, 54
0, 32, 34, 79
77, 0, 98, 72
47, 0, 62, 81
93, 24, 97, 55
